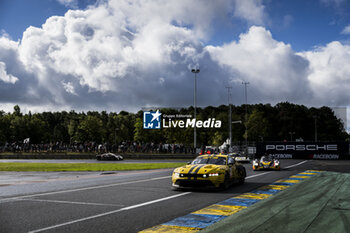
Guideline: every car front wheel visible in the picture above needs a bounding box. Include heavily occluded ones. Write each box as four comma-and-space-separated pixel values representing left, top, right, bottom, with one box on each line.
238, 167, 246, 184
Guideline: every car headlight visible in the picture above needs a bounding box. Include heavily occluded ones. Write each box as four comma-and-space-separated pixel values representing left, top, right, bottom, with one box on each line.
173, 172, 180, 178
209, 173, 219, 176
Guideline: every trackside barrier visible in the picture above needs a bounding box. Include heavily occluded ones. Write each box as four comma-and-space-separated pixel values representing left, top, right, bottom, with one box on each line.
138, 170, 322, 233
256, 141, 349, 160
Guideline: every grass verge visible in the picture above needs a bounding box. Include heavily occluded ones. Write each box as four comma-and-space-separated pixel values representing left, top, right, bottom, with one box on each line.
0, 162, 186, 172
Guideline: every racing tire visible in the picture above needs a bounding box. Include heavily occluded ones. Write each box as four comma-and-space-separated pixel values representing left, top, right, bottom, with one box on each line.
237, 167, 246, 184
220, 173, 231, 190
171, 186, 180, 191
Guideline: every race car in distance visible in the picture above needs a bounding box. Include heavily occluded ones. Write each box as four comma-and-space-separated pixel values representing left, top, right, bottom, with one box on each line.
252, 155, 280, 171
172, 154, 246, 190
96, 153, 124, 161
229, 152, 250, 163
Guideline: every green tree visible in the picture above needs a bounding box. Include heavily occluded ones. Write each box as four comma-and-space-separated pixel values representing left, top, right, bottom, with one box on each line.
13, 105, 22, 117
134, 118, 147, 142
68, 120, 78, 143
0, 103, 348, 146
27, 115, 47, 143
10, 115, 26, 142
246, 110, 269, 141
211, 131, 224, 146
76, 115, 105, 142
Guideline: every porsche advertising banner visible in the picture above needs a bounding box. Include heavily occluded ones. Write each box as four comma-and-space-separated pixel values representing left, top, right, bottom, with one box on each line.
256, 142, 349, 160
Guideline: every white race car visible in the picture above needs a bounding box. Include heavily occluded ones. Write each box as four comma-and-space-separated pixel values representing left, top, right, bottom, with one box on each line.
229, 152, 250, 163
253, 156, 280, 171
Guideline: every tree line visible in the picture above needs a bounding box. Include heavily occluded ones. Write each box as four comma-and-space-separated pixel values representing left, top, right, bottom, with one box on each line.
0, 102, 348, 147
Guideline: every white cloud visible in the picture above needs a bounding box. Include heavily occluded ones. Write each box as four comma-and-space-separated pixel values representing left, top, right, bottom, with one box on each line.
282, 15, 294, 28
57, 0, 78, 8
107, 0, 235, 40
320, 0, 346, 7
233, 0, 267, 25
62, 81, 77, 95
341, 25, 350, 34
0, 62, 18, 84
206, 26, 311, 103
0, 0, 349, 120
300, 41, 350, 106
0, 30, 11, 39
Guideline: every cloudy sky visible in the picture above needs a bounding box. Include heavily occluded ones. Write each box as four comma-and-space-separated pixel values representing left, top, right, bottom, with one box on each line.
0, 0, 350, 128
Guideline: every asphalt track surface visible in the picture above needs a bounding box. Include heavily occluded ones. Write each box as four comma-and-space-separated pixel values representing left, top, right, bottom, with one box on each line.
0, 159, 349, 233
0, 159, 189, 163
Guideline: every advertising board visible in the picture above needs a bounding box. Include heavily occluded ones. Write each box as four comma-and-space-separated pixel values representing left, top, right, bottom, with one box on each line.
256, 142, 349, 160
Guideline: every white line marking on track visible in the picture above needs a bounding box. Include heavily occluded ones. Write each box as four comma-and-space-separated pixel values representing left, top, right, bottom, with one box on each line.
0, 176, 171, 203
246, 172, 272, 179
19, 198, 125, 207
1, 161, 308, 203
28, 192, 191, 233
9, 160, 309, 232
285, 160, 308, 169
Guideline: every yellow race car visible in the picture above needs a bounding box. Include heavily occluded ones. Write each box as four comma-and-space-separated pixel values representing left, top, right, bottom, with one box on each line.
172, 154, 246, 190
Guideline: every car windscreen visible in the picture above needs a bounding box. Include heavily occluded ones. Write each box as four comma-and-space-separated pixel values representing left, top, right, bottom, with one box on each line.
262, 157, 271, 162
191, 157, 226, 165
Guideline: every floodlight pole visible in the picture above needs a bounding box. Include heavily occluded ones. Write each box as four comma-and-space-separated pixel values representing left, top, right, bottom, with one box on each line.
191, 68, 200, 151
242, 82, 249, 154
225, 86, 232, 149
313, 116, 318, 142
115, 127, 119, 151
289, 131, 295, 141
232, 120, 243, 150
